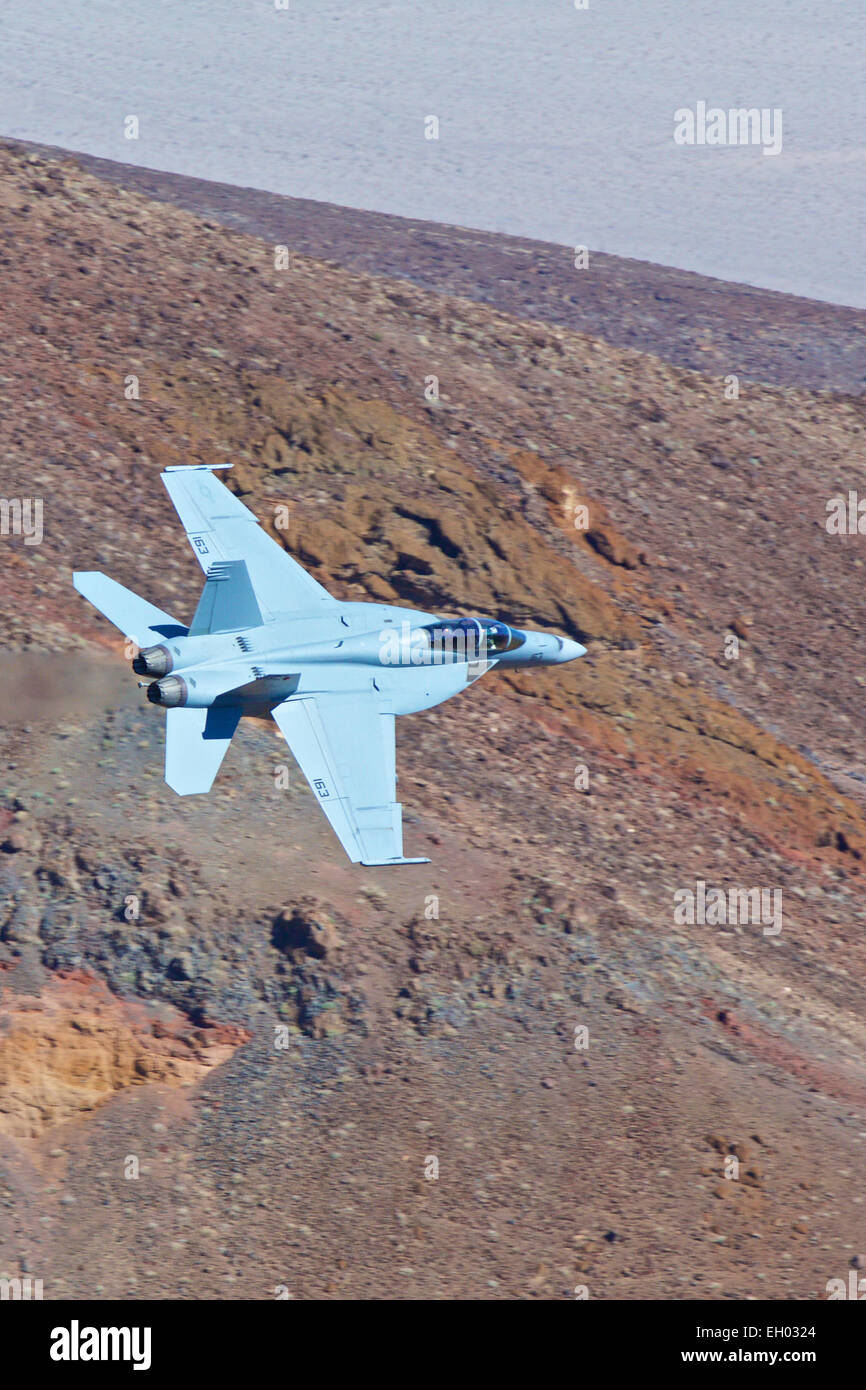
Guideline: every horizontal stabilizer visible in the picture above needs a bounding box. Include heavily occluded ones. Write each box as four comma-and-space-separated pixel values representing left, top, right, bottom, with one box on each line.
189, 559, 262, 636
73, 571, 187, 645
165, 705, 241, 795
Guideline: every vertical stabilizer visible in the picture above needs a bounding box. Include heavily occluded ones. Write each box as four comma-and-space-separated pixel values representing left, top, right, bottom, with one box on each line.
189, 560, 262, 636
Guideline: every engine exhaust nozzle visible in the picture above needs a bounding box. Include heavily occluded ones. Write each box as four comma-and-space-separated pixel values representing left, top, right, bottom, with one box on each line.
146, 675, 188, 708
133, 643, 173, 677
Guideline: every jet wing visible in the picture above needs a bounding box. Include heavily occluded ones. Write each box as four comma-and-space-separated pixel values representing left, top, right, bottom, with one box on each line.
161, 465, 336, 619
272, 694, 429, 866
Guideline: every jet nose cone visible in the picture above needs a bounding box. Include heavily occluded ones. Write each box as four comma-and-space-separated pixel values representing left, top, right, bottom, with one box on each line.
558, 638, 586, 662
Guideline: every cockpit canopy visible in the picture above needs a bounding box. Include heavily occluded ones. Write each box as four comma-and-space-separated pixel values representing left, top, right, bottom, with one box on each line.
422, 616, 526, 660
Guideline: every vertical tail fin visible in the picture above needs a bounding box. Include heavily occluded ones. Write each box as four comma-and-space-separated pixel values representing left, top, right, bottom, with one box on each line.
189, 560, 263, 636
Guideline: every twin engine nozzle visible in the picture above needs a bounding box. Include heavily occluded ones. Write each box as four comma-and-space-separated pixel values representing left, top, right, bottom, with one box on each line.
146, 675, 188, 707
132, 644, 173, 678
133, 644, 186, 704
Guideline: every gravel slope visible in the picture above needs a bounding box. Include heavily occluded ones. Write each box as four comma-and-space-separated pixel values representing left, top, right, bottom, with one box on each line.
0, 140, 864, 1300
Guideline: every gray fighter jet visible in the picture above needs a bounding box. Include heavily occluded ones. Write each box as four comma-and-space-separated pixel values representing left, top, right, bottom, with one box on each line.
73, 465, 585, 865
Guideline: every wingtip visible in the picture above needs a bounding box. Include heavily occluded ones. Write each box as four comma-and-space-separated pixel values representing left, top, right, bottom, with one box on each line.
72, 570, 102, 594
162, 463, 234, 473
360, 856, 432, 866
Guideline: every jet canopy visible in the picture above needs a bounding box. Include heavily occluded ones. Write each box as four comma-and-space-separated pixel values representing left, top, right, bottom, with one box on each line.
422, 616, 526, 661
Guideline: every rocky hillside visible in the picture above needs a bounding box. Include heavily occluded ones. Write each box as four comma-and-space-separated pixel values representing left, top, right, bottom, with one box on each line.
0, 139, 864, 1299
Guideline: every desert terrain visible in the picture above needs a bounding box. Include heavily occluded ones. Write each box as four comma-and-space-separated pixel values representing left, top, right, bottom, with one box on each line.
0, 137, 864, 1299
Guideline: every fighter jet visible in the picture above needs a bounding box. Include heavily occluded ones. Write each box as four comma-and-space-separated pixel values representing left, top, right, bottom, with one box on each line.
73, 465, 585, 866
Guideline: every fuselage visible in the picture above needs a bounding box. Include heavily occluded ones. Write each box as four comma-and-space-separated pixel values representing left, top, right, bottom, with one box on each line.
134, 602, 586, 717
